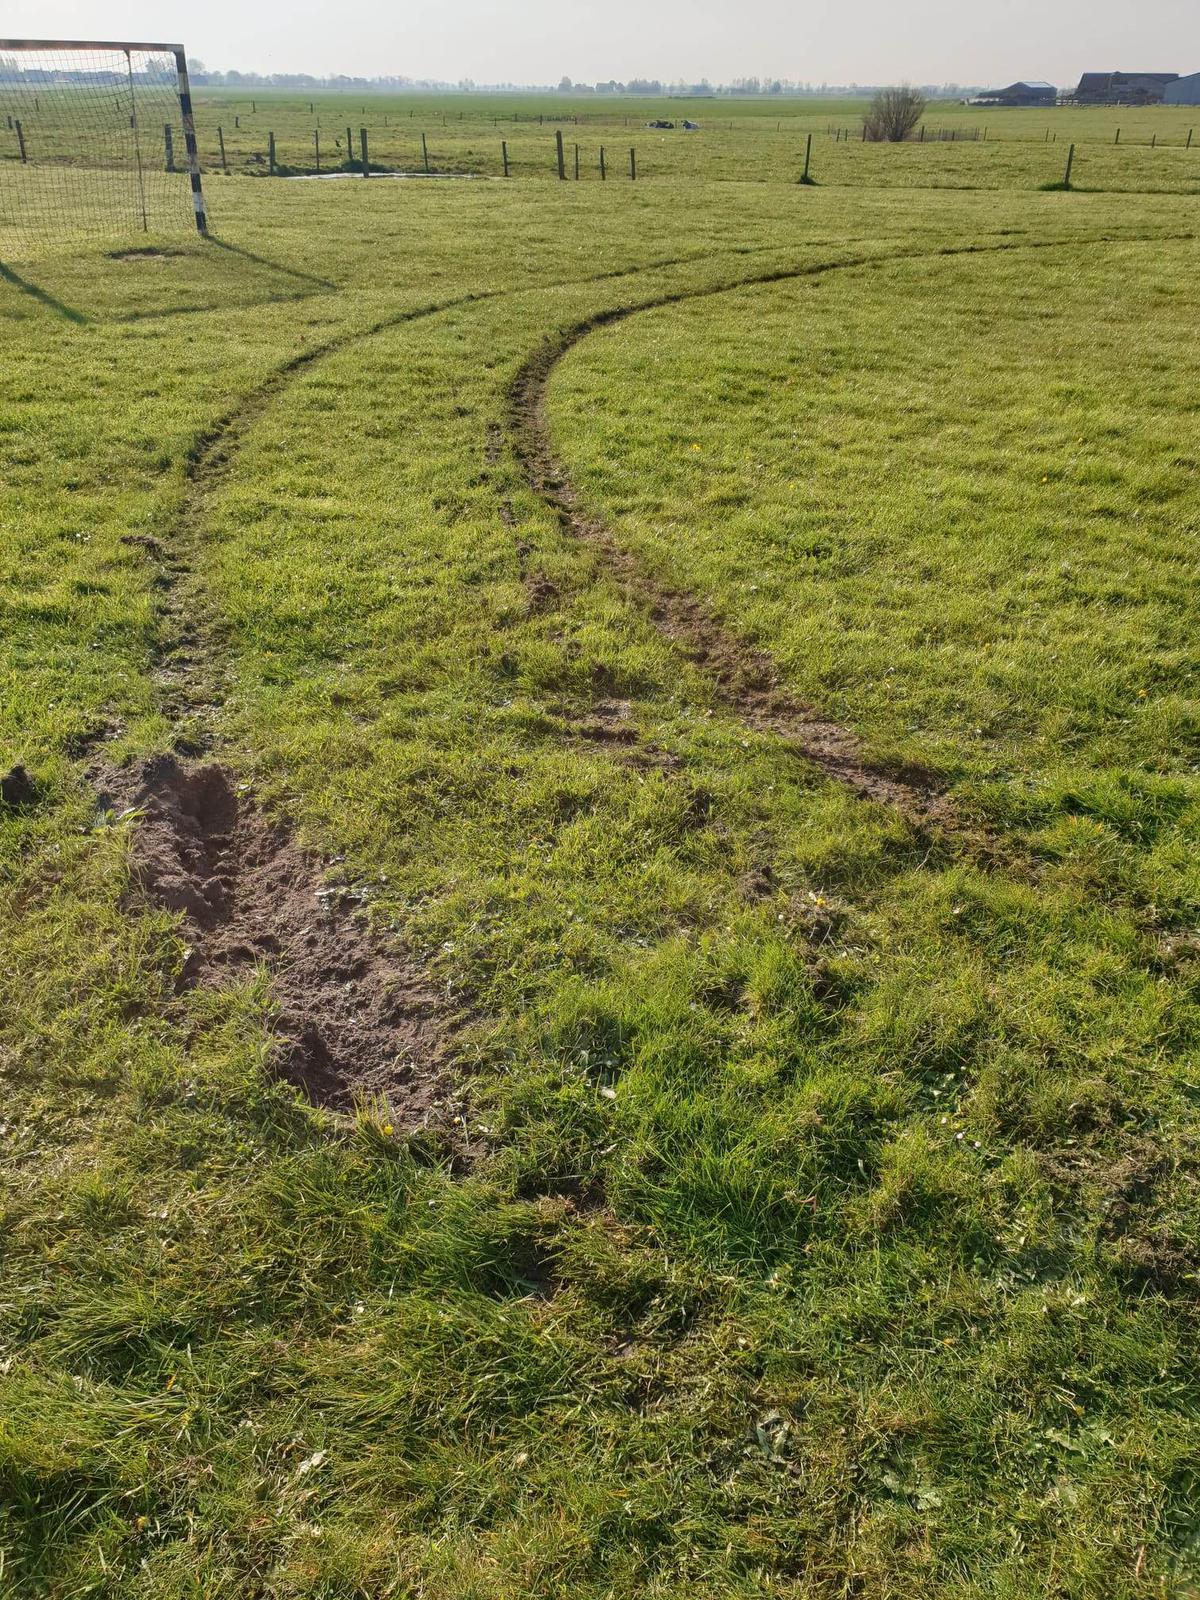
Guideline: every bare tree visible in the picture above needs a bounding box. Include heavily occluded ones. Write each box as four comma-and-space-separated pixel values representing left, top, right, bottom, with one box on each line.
863, 86, 927, 142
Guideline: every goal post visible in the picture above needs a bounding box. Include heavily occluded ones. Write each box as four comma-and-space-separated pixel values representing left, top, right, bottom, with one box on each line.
0, 38, 208, 254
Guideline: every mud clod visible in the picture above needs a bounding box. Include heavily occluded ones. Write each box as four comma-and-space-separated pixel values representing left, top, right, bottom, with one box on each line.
1, 764, 39, 810
95, 754, 453, 1119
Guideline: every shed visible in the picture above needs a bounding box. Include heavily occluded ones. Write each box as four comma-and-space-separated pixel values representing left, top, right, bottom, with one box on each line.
1163, 71, 1200, 105
978, 80, 1057, 107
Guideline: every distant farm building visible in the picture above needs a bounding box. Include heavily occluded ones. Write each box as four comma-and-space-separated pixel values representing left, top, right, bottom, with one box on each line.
1072, 71, 1179, 104
976, 80, 1057, 107
1163, 72, 1200, 105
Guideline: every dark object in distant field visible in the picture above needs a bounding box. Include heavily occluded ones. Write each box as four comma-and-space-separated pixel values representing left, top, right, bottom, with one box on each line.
863, 86, 928, 143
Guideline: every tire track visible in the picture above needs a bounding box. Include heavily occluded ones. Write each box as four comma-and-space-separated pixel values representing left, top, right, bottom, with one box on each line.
505, 232, 1195, 851
108, 290, 495, 1120
109, 230, 1194, 1109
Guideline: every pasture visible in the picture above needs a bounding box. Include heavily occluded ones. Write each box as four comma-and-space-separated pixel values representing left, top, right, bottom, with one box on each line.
1, 97, 1199, 1598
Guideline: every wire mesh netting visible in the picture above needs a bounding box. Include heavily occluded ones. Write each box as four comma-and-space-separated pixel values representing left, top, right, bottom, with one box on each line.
0, 45, 202, 256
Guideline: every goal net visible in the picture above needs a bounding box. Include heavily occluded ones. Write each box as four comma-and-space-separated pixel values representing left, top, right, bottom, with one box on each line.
0, 39, 207, 257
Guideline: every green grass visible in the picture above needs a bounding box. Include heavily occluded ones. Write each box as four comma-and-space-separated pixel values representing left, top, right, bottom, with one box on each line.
1, 86, 1198, 216
1, 171, 1199, 1596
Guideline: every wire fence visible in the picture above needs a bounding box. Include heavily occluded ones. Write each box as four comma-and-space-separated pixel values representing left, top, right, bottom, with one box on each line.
0, 46, 200, 254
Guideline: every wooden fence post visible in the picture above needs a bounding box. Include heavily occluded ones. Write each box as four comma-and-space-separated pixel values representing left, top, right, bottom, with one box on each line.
630, 146, 636, 180
1188, 128, 1194, 149
360, 126, 369, 177
802, 131, 812, 182
422, 132, 430, 173
15, 118, 26, 162
314, 129, 320, 172
502, 139, 509, 176
218, 124, 227, 173
345, 126, 352, 163
600, 144, 606, 179
165, 123, 175, 172
556, 128, 566, 178
1115, 128, 1120, 144
1063, 142, 1075, 187
267, 130, 275, 176
575, 142, 580, 179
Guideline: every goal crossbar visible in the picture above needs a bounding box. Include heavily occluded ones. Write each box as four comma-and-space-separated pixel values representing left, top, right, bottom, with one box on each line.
0, 40, 186, 54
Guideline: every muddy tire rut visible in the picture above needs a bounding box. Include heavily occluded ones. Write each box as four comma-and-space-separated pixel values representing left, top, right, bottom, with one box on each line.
110, 299, 488, 1116
96, 754, 454, 1118
506, 304, 959, 835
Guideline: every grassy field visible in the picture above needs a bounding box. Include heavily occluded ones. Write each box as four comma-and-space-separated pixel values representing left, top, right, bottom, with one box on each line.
1, 118, 1199, 1598
185, 92, 1200, 183
2, 87, 1199, 196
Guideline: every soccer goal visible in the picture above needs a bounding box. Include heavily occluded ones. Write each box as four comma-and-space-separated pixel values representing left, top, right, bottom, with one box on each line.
0, 39, 207, 254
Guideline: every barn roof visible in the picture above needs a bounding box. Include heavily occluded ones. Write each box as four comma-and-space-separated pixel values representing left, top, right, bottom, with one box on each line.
982, 80, 1056, 97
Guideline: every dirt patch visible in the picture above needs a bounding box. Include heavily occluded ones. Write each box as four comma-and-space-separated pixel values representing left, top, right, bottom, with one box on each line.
566, 698, 680, 772
95, 754, 455, 1120
1039, 1140, 1196, 1295
524, 571, 560, 613
107, 247, 185, 264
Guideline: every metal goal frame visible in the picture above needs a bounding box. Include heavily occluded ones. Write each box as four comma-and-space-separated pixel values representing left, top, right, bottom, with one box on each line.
0, 37, 207, 233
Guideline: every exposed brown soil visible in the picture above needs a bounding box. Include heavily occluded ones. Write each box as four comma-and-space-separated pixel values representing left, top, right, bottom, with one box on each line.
95, 754, 454, 1118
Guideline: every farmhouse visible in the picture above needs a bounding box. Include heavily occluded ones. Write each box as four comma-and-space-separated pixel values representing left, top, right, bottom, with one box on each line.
976, 80, 1057, 107
1163, 71, 1200, 105
1073, 71, 1179, 104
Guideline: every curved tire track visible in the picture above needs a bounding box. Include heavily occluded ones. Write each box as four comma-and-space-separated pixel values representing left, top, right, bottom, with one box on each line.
505, 232, 1194, 849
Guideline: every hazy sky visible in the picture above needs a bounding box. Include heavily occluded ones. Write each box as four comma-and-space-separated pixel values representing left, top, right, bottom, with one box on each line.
9, 0, 1196, 86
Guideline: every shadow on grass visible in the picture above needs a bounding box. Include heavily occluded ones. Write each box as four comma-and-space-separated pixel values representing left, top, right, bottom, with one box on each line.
0, 261, 89, 324
204, 234, 336, 290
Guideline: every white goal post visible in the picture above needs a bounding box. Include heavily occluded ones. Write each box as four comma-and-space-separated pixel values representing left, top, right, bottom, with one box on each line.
0, 38, 207, 250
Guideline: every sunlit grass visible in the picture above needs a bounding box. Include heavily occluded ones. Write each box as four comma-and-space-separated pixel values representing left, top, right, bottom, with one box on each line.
1, 175, 1198, 1596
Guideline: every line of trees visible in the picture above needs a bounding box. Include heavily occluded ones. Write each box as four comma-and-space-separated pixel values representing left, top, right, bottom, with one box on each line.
183, 62, 974, 98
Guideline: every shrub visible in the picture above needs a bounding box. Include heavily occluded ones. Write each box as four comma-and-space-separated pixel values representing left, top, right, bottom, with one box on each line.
864, 85, 927, 142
